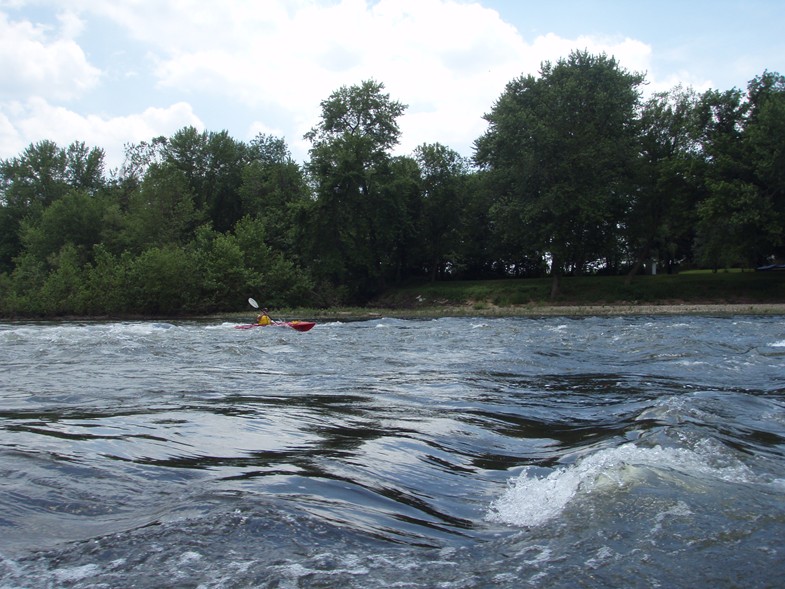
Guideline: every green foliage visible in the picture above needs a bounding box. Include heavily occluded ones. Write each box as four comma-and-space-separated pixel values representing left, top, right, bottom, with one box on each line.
121, 162, 203, 252
239, 134, 309, 256
1, 62, 784, 318
475, 50, 645, 296
414, 143, 469, 280
83, 246, 131, 315
693, 73, 785, 267
20, 190, 109, 266
190, 224, 249, 311
0, 139, 106, 270
38, 245, 88, 315
3, 252, 48, 315
624, 86, 704, 278
232, 216, 314, 308
163, 127, 249, 233
126, 246, 200, 315
0, 205, 24, 274
304, 79, 409, 302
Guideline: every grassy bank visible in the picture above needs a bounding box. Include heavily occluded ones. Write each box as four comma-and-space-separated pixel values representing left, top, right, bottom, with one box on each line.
288, 271, 785, 320
376, 271, 785, 307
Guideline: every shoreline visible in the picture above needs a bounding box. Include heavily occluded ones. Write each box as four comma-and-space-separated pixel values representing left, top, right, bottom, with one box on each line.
2, 303, 784, 323
309, 302, 785, 320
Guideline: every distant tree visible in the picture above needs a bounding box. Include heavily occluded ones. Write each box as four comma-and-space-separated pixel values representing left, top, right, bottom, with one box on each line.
240, 134, 309, 256
19, 190, 110, 267
0, 140, 105, 271
4, 251, 47, 314
414, 143, 469, 281
458, 170, 512, 278
304, 79, 407, 302
189, 224, 249, 311
38, 244, 87, 315
83, 245, 131, 315
64, 141, 106, 193
744, 71, 785, 261
126, 245, 199, 315
115, 136, 168, 206
0, 206, 24, 274
475, 51, 644, 296
121, 162, 203, 252
163, 127, 248, 232
232, 215, 314, 308
693, 73, 785, 268
625, 87, 703, 279
377, 154, 423, 283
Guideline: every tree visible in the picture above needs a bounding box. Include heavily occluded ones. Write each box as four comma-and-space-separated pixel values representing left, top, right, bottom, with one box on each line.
127, 245, 199, 315
232, 216, 314, 307
475, 50, 644, 297
121, 162, 203, 253
458, 170, 513, 278
377, 155, 423, 283
0, 140, 105, 271
115, 136, 168, 207
163, 127, 248, 232
414, 143, 469, 281
304, 79, 407, 302
38, 244, 87, 315
693, 74, 785, 268
83, 245, 131, 315
240, 134, 309, 256
19, 190, 110, 267
189, 224, 249, 312
625, 87, 703, 280
744, 71, 785, 261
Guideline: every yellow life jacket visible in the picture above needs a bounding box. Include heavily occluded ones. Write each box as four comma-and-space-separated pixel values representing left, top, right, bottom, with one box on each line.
258, 315, 271, 326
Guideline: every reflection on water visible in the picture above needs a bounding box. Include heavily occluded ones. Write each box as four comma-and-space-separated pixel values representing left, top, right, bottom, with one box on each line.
1, 316, 785, 588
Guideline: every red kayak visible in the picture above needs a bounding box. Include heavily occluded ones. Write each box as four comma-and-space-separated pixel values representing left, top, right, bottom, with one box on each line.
235, 320, 315, 332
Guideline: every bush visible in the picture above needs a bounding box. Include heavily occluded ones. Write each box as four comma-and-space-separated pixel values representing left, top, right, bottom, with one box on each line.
127, 246, 200, 315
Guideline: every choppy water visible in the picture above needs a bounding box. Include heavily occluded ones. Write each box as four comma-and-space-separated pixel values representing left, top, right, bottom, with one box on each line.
1, 315, 784, 588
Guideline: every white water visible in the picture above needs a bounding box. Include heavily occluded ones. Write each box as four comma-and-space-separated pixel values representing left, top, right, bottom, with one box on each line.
1, 315, 784, 588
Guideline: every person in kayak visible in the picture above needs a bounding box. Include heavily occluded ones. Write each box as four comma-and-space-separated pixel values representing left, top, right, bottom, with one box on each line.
256, 309, 272, 326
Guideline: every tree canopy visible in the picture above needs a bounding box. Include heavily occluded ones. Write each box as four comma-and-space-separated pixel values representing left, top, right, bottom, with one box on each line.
1, 52, 783, 317
475, 51, 645, 296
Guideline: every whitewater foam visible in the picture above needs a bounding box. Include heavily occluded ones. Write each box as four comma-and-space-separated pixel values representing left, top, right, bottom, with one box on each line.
486, 442, 756, 527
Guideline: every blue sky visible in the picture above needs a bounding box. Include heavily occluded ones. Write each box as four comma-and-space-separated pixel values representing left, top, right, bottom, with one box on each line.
1, 0, 783, 171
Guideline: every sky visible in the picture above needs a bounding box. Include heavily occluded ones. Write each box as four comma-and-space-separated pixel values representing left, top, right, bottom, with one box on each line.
1, 0, 784, 171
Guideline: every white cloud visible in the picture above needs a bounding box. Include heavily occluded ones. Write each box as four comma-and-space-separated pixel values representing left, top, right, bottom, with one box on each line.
0, 0, 718, 168
0, 11, 100, 101
101, 0, 535, 157
0, 98, 203, 169
106, 0, 662, 157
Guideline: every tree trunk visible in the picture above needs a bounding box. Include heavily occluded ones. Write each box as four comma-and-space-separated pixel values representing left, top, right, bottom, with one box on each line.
550, 254, 562, 299
625, 242, 651, 286
429, 258, 438, 282
550, 272, 561, 299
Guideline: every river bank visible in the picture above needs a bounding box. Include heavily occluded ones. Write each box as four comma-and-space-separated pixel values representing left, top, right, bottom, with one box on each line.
297, 302, 785, 321
4, 302, 784, 323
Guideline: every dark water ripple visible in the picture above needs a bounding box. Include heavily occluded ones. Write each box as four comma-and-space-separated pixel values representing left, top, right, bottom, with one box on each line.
1, 315, 784, 588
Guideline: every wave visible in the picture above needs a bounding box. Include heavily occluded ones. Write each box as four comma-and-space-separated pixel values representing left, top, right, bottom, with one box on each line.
486, 441, 757, 528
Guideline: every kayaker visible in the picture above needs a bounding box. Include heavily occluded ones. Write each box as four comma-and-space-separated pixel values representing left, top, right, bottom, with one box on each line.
257, 309, 272, 326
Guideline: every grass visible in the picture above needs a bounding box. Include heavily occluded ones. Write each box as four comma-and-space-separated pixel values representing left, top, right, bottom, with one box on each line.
253, 272, 785, 321
368, 272, 785, 310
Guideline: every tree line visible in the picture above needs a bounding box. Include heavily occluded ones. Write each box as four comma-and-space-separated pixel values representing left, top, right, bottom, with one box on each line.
1, 50, 783, 316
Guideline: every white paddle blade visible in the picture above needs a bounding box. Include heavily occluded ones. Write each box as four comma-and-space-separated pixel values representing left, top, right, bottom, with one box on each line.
248, 297, 259, 309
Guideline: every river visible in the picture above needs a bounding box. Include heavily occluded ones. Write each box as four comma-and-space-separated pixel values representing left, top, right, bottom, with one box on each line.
1, 315, 784, 588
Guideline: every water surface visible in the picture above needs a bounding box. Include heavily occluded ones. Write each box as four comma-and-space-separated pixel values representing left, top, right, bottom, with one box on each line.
1, 315, 784, 587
